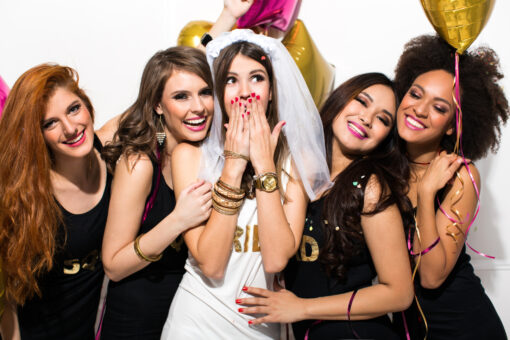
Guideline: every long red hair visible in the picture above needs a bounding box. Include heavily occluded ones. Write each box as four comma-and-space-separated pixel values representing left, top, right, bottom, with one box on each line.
0, 64, 94, 305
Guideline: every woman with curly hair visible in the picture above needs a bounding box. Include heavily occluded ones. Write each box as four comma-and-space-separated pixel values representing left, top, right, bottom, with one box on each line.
393, 35, 508, 339
99, 46, 214, 339
0, 64, 116, 339
238, 73, 414, 340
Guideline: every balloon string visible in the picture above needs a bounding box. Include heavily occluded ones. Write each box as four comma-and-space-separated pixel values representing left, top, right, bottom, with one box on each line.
435, 52, 493, 259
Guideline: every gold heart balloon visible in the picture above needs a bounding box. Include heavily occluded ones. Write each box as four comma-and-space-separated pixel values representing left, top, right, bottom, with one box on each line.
420, 0, 495, 54
282, 20, 335, 108
177, 20, 213, 48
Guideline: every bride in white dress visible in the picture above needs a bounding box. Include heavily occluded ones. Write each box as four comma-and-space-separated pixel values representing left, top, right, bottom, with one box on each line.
161, 29, 331, 339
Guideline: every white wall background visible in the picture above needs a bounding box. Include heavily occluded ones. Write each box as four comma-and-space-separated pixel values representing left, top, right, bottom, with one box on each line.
1, 0, 509, 330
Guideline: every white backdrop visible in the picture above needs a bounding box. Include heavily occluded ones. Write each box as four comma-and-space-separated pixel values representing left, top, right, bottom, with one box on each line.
1, 0, 509, 330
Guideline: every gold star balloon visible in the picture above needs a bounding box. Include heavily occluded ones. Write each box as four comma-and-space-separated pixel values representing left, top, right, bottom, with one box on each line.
177, 20, 213, 48
420, 0, 495, 54
282, 19, 335, 108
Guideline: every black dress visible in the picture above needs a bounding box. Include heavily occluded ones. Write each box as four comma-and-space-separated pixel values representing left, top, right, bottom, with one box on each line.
285, 198, 399, 340
100, 156, 187, 340
394, 210, 507, 339
18, 135, 111, 340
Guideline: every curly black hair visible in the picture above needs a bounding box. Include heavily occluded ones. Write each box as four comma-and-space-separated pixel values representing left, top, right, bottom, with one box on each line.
394, 34, 509, 161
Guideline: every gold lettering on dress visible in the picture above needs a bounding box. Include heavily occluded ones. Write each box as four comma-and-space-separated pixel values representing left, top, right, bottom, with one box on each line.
252, 225, 260, 252
299, 235, 319, 262
244, 225, 251, 253
81, 249, 99, 271
63, 259, 80, 275
234, 226, 244, 252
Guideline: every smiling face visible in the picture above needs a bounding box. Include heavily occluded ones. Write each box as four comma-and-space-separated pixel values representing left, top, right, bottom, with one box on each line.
222, 53, 271, 119
397, 69, 455, 149
155, 69, 214, 143
42, 87, 95, 161
332, 84, 396, 156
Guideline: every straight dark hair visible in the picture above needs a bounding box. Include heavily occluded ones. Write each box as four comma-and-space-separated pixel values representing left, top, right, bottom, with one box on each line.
319, 73, 413, 281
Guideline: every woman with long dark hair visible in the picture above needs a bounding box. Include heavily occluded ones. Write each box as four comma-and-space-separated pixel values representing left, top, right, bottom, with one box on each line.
99, 46, 214, 339
0, 64, 114, 339
161, 29, 331, 339
239, 73, 414, 339
393, 34, 507, 339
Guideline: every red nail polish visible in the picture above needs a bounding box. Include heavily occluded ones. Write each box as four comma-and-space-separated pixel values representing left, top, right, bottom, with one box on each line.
251, 92, 255, 97
256, 95, 260, 100
248, 320, 253, 325
242, 286, 248, 291
242, 114, 245, 118
231, 99, 234, 104
235, 97, 239, 102
247, 111, 250, 115
248, 98, 252, 103
236, 299, 242, 304
238, 308, 244, 313
282, 122, 286, 126
239, 102, 242, 107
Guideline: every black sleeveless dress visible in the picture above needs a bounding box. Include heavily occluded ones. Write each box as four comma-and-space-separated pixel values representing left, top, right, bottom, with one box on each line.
18, 135, 111, 340
285, 197, 399, 340
394, 208, 507, 339
100, 156, 188, 340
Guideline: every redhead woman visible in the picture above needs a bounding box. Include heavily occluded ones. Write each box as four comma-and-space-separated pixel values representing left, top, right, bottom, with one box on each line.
238, 73, 414, 340
99, 46, 214, 339
161, 30, 331, 339
0, 64, 116, 339
393, 35, 507, 339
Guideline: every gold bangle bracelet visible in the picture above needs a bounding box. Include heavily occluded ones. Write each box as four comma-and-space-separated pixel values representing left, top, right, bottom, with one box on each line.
212, 200, 239, 215
212, 190, 243, 209
134, 233, 163, 263
217, 179, 244, 195
214, 182, 245, 200
223, 150, 250, 162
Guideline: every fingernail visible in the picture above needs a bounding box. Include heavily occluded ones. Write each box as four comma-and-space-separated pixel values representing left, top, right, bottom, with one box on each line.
238, 308, 244, 312
235, 97, 239, 102
256, 95, 260, 100
247, 111, 250, 115
251, 92, 255, 97
231, 99, 234, 104
236, 299, 242, 304
239, 102, 242, 107
242, 114, 245, 118
248, 98, 252, 103
248, 320, 253, 325
282, 122, 286, 127
242, 286, 248, 291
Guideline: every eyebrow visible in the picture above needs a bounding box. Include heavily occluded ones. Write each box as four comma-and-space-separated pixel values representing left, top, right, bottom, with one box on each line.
360, 91, 374, 103
413, 84, 452, 108
227, 69, 267, 76
360, 92, 394, 123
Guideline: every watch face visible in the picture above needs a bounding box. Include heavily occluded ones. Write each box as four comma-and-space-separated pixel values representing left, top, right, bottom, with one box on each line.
262, 175, 277, 191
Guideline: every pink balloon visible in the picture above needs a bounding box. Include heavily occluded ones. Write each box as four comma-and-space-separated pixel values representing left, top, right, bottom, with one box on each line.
237, 0, 302, 32
0, 75, 9, 118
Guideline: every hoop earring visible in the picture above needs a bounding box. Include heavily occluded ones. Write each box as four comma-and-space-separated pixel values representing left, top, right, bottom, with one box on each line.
156, 114, 166, 147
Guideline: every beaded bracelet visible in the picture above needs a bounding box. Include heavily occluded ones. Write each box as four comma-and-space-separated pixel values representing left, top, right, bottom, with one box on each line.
134, 233, 163, 262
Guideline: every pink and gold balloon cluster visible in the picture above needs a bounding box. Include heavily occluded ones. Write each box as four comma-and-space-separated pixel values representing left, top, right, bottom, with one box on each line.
177, 0, 335, 109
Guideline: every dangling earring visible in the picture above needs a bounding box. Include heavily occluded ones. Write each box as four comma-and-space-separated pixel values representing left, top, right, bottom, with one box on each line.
156, 114, 166, 147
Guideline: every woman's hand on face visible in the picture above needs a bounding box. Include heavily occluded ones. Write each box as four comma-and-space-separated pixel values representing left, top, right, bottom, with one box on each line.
224, 0, 254, 20
418, 151, 464, 197
237, 282, 305, 325
173, 179, 212, 232
247, 94, 285, 173
224, 98, 250, 174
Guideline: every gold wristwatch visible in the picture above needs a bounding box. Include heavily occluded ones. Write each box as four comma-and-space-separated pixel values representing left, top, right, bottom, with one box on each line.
253, 172, 279, 192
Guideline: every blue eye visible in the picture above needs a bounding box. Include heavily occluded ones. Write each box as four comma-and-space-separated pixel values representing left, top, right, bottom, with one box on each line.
173, 93, 188, 100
